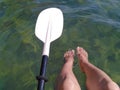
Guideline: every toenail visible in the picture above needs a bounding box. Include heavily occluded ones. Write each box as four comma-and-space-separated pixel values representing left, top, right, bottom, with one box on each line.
77, 46, 80, 49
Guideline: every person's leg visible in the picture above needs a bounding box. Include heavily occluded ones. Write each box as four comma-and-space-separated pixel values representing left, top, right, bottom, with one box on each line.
76, 46, 120, 90
55, 50, 81, 90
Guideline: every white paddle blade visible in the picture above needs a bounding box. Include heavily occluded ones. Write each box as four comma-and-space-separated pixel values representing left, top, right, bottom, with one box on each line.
35, 8, 64, 43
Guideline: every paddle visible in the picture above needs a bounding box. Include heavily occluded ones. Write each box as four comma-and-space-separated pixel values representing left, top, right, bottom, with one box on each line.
35, 8, 64, 90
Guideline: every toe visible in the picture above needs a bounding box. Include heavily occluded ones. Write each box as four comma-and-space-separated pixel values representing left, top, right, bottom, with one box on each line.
76, 46, 88, 57
64, 50, 75, 58
76, 46, 83, 55
71, 50, 75, 56
64, 51, 68, 58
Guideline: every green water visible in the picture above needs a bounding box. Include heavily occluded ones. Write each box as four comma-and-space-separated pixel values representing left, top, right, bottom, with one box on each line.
0, 0, 120, 90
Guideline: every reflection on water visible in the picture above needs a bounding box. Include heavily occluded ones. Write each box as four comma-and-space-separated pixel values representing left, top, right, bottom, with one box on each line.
0, 0, 120, 90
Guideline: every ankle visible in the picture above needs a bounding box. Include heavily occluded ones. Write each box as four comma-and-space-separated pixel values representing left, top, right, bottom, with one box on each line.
79, 60, 90, 72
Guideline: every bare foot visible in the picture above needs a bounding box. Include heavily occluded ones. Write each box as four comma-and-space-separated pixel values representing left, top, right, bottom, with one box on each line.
64, 50, 75, 64
55, 50, 81, 90
76, 46, 88, 72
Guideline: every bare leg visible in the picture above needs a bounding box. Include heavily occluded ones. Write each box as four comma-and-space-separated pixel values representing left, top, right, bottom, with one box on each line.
55, 50, 81, 90
76, 46, 120, 90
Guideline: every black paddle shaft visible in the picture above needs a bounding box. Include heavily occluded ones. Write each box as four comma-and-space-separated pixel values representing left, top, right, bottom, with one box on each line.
36, 55, 48, 90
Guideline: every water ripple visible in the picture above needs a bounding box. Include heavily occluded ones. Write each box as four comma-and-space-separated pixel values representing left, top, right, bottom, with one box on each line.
89, 14, 120, 28
57, 1, 120, 29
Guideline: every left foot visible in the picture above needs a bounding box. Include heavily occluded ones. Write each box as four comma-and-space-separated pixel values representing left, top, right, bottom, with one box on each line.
64, 50, 75, 64
55, 50, 81, 90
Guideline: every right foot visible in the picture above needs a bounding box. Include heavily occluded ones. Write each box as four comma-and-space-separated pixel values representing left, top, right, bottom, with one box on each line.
76, 46, 88, 72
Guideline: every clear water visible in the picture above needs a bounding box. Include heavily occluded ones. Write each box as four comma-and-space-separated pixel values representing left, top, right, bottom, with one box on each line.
0, 0, 120, 90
